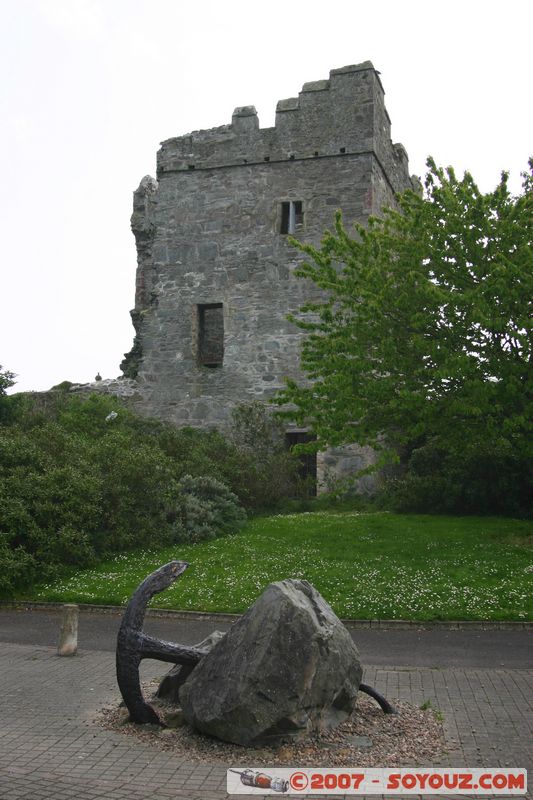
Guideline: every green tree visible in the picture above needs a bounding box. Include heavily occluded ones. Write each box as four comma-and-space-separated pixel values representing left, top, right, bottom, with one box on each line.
0, 365, 16, 425
0, 365, 14, 395
275, 159, 532, 502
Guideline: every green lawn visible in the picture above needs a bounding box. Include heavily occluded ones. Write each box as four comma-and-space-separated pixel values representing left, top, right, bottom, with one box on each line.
24, 512, 533, 621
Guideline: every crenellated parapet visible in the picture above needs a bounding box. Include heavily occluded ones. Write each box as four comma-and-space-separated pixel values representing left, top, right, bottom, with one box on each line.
156, 61, 414, 194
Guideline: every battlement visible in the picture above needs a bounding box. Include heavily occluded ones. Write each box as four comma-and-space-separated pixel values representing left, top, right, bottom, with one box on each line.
156, 61, 408, 190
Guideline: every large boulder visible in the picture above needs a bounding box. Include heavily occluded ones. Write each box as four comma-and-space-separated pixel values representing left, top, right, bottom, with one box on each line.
179, 579, 362, 746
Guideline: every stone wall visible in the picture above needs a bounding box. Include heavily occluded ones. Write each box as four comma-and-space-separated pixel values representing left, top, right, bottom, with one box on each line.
118, 61, 417, 491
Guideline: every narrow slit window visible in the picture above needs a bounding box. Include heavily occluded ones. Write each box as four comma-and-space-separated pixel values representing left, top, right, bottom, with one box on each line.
197, 303, 224, 367
280, 201, 303, 234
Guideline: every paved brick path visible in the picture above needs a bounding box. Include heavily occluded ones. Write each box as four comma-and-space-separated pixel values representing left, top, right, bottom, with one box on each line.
0, 643, 530, 800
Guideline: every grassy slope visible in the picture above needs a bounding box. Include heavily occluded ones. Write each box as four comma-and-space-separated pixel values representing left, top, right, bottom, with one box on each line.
26, 512, 533, 621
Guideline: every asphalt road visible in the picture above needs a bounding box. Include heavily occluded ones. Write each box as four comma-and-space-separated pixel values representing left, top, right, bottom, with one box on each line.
0, 606, 531, 668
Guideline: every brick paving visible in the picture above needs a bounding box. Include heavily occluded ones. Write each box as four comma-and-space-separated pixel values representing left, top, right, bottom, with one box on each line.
0, 642, 530, 800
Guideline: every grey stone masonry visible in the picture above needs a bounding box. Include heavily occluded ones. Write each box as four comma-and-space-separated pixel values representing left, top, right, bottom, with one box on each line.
116, 62, 417, 487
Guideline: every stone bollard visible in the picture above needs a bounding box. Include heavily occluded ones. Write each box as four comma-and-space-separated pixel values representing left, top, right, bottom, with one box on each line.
57, 604, 79, 656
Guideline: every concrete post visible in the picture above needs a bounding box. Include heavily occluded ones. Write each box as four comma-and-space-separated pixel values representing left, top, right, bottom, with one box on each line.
57, 604, 79, 656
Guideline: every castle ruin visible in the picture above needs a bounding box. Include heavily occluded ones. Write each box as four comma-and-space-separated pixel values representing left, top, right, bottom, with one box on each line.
119, 61, 417, 491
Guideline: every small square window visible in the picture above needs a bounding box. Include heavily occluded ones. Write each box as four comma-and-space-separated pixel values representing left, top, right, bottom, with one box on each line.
280, 201, 303, 234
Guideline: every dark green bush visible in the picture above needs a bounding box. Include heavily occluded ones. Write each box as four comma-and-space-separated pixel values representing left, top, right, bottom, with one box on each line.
174, 474, 247, 542
92, 430, 178, 554
0, 424, 102, 583
381, 437, 532, 517
0, 535, 36, 597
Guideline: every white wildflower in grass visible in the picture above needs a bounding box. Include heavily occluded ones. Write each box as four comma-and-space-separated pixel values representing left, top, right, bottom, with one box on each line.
26, 512, 533, 621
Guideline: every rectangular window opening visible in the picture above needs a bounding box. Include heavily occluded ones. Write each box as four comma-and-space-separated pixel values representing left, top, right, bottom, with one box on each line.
280, 200, 304, 234
197, 303, 224, 367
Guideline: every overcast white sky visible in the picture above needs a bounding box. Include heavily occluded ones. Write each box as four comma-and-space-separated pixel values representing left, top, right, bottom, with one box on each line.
1, 0, 531, 393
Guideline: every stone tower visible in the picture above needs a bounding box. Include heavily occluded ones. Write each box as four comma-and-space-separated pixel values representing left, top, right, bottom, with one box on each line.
121, 61, 416, 488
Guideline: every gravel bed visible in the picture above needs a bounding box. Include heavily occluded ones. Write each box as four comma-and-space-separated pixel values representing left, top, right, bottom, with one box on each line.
98, 690, 446, 767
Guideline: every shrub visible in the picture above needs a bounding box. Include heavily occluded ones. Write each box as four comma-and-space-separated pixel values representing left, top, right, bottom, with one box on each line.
175, 474, 247, 542
0, 535, 36, 597
92, 430, 179, 554
0, 425, 103, 584
381, 437, 532, 517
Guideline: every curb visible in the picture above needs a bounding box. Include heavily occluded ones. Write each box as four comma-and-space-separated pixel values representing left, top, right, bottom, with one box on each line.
1, 601, 532, 630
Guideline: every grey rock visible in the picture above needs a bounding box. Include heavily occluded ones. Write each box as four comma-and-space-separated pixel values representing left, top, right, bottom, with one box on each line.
179, 580, 362, 746
155, 630, 226, 704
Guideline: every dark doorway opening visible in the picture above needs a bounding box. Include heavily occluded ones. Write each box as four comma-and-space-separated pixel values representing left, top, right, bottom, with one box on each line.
285, 431, 317, 496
